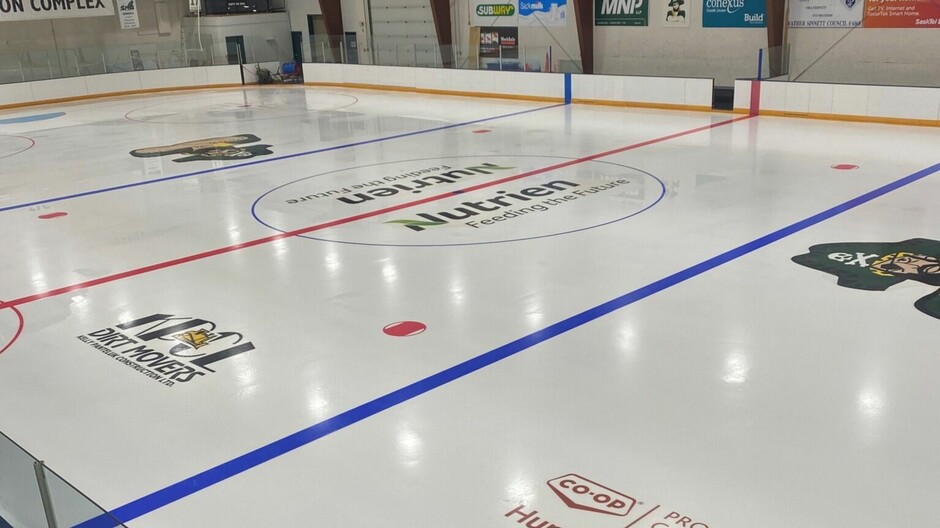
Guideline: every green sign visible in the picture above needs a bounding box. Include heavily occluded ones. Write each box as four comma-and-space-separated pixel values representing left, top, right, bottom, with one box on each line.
595, 0, 648, 25
477, 3, 516, 16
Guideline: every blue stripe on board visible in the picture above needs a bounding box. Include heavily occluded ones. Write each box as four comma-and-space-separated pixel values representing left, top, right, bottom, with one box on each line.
0, 511, 13, 528
0, 112, 65, 125
73, 161, 940, 528
0, 104, 564, 214
564, 73, 572, 104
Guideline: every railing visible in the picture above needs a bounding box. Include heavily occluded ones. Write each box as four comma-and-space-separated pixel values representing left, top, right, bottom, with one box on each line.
308, 34, 566, 73
0, 431, 125, 528
0, 32, 293, 85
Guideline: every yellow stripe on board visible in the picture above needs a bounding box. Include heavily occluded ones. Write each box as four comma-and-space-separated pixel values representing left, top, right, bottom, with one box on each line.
571, 98, 716, 113
0, 84, 245, 111
734, 107, 940, 127
304, 81, 565, 103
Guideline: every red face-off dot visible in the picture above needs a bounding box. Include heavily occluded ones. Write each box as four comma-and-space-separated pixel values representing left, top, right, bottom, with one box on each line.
831, 164, 859, 170
472, 129, 492, 134
38, 212, 68, 219
383, 321, 427, 337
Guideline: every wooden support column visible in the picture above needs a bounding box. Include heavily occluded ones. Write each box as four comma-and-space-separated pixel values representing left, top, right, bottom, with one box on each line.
319, 0, 345, 63
765, 0, 786, 77
428, 0, 455, 68
571, 0, 594, 74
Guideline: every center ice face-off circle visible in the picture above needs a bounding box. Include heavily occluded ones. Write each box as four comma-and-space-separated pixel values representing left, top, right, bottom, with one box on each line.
252, 156, 666, 247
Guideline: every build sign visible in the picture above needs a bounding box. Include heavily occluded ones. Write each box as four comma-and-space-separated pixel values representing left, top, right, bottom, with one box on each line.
702, 0, 767, 26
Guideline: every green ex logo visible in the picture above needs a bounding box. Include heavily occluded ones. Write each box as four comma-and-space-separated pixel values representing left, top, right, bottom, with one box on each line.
476, 3, 516, 16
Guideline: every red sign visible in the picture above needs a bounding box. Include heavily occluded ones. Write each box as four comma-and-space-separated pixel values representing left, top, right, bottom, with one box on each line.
864, 0, 940, 27
546, 474, 637, 516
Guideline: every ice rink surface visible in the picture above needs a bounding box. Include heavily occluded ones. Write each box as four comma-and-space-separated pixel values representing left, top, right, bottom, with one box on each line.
0, 86, 938, 528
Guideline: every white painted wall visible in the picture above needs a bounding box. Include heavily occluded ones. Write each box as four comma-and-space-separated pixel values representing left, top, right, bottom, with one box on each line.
787, 28, 940, 88
370, 0, 761, 84
369, 0, 439, 66
0, 0, 184, 53
451, 0, 582, 71
595, 0, 765, 86
181, 12, 294, 66
0, 0, 186, 79
280, 0, 372, 64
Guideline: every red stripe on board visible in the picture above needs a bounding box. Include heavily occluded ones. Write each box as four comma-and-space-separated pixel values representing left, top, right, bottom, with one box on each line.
749, 80, 761, 117
0, 303, 25, 356
0, 115, 752, 310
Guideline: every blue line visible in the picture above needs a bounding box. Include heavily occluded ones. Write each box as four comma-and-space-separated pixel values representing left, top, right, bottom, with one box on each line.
74, 161, 940, 528
564, 73, 572, 104
757, 48, 764, 80
0, 511, 13, 528
0, 112, 65, 125
0, 104, 563, 214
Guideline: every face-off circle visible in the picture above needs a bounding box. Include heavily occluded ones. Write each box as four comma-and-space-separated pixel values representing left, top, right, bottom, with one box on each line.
0, 304, 24, 356
252, 156, 666, 247
0, 136, 36, 160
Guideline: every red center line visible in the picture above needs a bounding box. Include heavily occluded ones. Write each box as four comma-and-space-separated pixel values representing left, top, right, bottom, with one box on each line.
0, 114, 752, 311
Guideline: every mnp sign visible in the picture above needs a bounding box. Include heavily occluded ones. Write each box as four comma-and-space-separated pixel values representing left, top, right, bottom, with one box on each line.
702, 0, 766, 26
0, 0, 114, 20
596, 0, 649, 25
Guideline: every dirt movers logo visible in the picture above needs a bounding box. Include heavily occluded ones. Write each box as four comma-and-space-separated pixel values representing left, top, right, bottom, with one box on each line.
130, 134, 273, 163
77, 313, 256, 387
793, 238, 940, 319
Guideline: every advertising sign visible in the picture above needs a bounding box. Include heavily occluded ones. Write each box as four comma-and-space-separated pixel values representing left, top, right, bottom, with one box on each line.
663, 0, 690, 25
479, 27, 518, 58
596, 0, 649, 25
472, 0, 519, 26
117, 0, 138, 28
789, 0, 863, 26
702, 0, 766, 26
864, 0, 940, 27
0, 0, 114, 20
519, 0, 567, 26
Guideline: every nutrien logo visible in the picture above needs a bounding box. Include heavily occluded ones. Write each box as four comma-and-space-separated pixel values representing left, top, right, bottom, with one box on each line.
76, 313, 256, 387
335, 163, 515, 205
386, 180, 580, 232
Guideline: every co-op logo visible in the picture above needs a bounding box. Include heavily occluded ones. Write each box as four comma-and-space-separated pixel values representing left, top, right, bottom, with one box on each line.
547, 474, 636, 516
